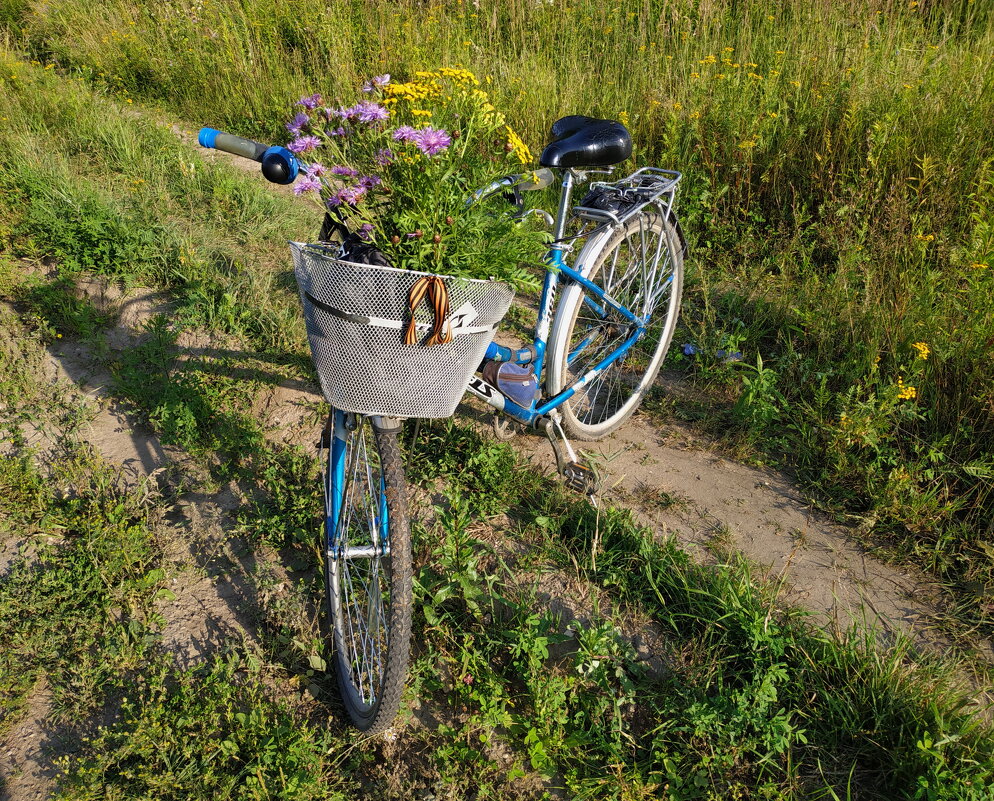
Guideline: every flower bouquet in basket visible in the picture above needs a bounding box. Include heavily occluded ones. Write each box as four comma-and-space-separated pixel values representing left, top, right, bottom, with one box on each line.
286, 69, 548, 418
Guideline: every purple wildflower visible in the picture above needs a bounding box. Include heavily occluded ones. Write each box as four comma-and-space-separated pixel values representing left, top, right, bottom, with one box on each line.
356, 102, 389, 124
358, 223, 375, 241
306, 163, 327, 178
287, 135, 321, 154
325, 183, 367, 207
330, 165, 359, 178
362, 74, 391, 92
413, 126, 452, 156
297, 93, 323, 110
374, 148, 394, 166
391, 125, 418, 143
339, 185, 367, 206
286, 112, 310, 136
326, 126, 347, 137
293, 177, 321, 196
322, 107, 337, 122
337, 105, 360, 121
358, 175, 381, 189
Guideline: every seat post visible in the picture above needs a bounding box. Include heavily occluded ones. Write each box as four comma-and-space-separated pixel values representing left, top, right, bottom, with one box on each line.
552, 170, 576, 243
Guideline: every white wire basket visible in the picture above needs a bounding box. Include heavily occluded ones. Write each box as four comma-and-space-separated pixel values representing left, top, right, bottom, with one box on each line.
291, 242, 514, 418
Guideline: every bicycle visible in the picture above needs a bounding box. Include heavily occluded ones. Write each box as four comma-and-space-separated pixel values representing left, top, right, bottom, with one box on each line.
199, 115, 685, 734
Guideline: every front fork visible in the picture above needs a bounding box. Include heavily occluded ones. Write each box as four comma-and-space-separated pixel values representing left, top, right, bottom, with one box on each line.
325, 411, 401, 559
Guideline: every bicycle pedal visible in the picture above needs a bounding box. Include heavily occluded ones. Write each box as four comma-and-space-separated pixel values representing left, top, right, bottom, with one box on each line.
562, 460, 599, 496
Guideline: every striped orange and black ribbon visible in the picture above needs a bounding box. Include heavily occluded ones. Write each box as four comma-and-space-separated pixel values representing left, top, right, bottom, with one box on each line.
403, 275, 453, 346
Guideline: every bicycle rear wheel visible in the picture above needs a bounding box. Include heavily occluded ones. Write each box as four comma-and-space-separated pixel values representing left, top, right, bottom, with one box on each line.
546, 212, 683, 440
321, 411, 412, 733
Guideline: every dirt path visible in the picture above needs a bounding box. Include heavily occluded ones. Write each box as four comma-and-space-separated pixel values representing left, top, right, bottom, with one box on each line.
471, 403, 967, 657
1, 283, 262, 801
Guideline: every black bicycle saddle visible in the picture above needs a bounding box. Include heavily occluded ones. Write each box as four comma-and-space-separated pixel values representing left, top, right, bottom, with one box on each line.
539, 115, 632, 169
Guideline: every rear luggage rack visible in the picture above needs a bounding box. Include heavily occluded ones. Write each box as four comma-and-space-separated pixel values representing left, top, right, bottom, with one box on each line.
572, 168, 682, 228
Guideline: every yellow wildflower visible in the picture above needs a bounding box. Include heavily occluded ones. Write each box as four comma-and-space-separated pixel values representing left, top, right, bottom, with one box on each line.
911, 342, 930, 360
972, 262, 989, 270
438, 67, 479, 86
896, 377, 917, 401
505, 126, 532, 164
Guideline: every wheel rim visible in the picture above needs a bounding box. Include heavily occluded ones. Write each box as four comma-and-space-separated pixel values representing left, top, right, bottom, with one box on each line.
565, 218, 678, 428
323, 416, 392, 713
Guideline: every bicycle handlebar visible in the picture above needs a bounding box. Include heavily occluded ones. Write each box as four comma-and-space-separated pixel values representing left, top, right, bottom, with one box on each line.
197, 127, 300, 185
471, 167, 557, 206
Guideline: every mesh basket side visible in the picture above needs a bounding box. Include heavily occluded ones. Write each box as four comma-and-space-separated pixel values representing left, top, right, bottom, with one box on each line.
291, 244, 514, 417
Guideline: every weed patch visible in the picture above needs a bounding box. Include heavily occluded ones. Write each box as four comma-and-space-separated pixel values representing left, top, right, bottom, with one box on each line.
54, 652, 362, 801
0, 453, 165, 732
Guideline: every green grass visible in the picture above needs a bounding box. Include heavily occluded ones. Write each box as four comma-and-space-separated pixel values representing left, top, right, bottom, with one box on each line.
1, 15, 994, 794
0, 299, 167, 733
53, 653, 362, 801
0, 47, 314, 354
1, 0, 992, 624
0, 453, 166, 730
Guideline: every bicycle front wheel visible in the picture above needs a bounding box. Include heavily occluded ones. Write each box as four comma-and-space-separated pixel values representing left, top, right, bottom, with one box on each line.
546, 212, 684, 440
321, 411, 412, 734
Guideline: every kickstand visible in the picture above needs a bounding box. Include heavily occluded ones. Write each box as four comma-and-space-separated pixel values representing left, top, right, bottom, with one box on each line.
541, 413, 600, 504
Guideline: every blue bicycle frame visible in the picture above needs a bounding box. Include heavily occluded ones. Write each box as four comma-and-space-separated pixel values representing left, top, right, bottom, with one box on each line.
464, 168, 671, 428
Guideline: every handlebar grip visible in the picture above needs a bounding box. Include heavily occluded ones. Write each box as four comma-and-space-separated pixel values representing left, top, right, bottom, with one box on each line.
198, 127, 268, 161
198, 127, 300, 185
